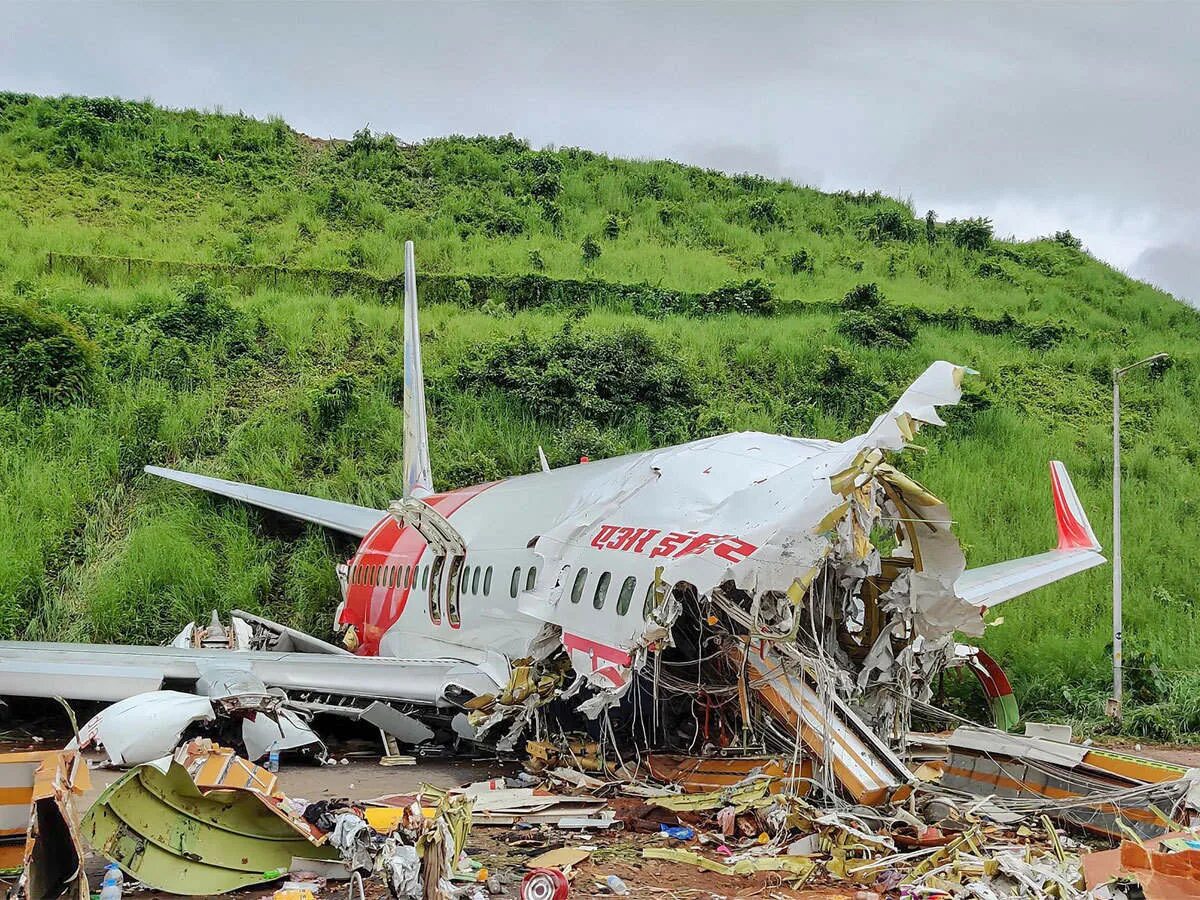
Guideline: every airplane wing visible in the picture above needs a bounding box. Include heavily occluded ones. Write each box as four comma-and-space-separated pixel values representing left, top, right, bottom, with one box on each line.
955, 461, 1105, 609
145, 466, 383, 538
0, 640, 501, 705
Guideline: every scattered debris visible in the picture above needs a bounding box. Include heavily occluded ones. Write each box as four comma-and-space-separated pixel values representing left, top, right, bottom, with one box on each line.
1, 749, 90, 900
81, 748, 336, 893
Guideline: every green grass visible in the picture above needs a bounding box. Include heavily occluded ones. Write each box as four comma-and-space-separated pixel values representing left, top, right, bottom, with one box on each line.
1, 92, 1198, 732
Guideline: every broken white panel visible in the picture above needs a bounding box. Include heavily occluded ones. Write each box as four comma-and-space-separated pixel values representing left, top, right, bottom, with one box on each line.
74, 691, 216, 766
242, 707, 326, 762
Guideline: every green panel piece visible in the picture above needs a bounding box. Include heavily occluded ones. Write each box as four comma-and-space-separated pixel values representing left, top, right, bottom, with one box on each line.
82, 761, 338, 895
989, 693, 1021, 733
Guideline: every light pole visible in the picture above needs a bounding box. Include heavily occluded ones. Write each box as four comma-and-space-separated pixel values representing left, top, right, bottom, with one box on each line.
1110, 352, 1168, 719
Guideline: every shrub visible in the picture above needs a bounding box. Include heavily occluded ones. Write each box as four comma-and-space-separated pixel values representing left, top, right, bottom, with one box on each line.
862, 207, 916, 243
528, 249, 545, 271
581, 235, 602, 265
693, 279, 775, 315
841, 282, 884, 311
0, 297, 98, 405
746, 197, 780, 231
458, 323, 699, 435
789, 249, 813, 274
946, 217, 993, 251
806, 348, 891, 425
839, 306, 918, 349
925, 210, 937, 244
1053, 230, 1083, 250
603, 214, 620, 240
149, 280, 244, 344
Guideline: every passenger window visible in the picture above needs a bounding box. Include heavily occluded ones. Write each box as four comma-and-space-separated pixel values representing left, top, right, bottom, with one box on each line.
483, 566, 493, 596
471, 566, 481, 595
369, 565, 377, 586
510, 567, 521, 599
408, 566, 416, 588
460, 565, 470, 592
526, 566, 537, 591
593, 572, 611, 610
643, 582, 656, 619
389, 566, 398, 588
421, 566, 429, 589
617, 576, 636, 616
571, 568, 589, 604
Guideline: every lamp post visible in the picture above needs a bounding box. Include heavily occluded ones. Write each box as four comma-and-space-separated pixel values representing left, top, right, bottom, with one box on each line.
1110, 352, 1168, 719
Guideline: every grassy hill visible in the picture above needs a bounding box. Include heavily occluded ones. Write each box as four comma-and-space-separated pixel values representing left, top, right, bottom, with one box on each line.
2, 92, 1198, 736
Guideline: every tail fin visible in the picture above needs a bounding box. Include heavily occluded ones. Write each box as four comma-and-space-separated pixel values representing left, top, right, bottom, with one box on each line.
403, 241, 434, 499
1050, 460, 1100, 551
955, 461, 1104, 609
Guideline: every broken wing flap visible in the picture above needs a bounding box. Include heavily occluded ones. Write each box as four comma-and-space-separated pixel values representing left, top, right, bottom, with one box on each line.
955, 461, 1105, 610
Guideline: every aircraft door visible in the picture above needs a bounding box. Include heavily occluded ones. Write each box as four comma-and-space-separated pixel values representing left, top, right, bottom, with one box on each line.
444, 555, 464, 628
428, 554, 445, 624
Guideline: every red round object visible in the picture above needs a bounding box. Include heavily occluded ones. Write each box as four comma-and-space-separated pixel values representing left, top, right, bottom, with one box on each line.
521, 867, 570, 900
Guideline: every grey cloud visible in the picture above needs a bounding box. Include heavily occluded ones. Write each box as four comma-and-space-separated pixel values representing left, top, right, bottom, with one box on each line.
1, 1, 1197, 301
1132, 240, 1200, 307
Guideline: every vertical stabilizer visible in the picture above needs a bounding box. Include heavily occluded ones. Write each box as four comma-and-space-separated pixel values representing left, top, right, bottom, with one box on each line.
403, 241, 434, 498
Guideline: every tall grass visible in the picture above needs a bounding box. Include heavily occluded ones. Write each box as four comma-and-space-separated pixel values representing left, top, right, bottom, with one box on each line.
1, 93, 1198, 730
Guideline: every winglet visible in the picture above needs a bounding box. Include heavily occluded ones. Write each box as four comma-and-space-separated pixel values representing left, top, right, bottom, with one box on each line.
403, 241, 434, 499
1050, 461, 1100, 551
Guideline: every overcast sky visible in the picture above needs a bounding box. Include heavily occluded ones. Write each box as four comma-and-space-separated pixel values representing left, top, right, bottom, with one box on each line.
4, 2, 1197, 304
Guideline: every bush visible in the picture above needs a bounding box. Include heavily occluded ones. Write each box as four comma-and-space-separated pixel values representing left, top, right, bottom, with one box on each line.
946, 217, 993, 251
1053, 230, 1083, 250
746, 197, 780, 231
862, 207, 916, 243
458, 323, 699, 436
149, 280, 244, 344
603, 214, 620, 240
839, 305, 918, 349
789, 249, 813, 275
581, 235, 601, 265
0, 297, 98, 405
693, 279, 775, 315
841, 282, 884, 311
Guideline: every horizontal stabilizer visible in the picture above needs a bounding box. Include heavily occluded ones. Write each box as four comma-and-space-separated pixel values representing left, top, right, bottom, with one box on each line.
956, 461, 1104, 609
145, 466, 382, 538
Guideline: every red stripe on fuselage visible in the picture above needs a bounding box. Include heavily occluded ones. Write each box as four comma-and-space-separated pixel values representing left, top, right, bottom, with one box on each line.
562, 631, 633, 668
340, 482, 498, 656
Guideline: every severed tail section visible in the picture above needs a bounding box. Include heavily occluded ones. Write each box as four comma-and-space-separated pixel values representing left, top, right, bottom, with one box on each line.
955, 461, 1104, 609
402, 241, 434, 499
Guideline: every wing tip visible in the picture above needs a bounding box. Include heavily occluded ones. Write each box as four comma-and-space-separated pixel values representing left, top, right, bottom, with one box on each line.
1049, 461, 1101, 552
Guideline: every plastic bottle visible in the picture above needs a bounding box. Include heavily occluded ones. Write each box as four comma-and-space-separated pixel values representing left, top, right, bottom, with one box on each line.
100, 863, 123, 900
267, 748, 280, 773
605, 874, 630, 895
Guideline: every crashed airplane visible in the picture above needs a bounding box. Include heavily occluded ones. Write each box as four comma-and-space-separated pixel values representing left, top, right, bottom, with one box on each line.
0, 242, 1105, 795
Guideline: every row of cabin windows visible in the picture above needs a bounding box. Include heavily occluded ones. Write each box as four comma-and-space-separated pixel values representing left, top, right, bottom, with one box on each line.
350, 560, 542, 602
350, 559, 658, 620
567, 568, 654, 618
349, 562, 424, 589
457, 564, 495, 597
